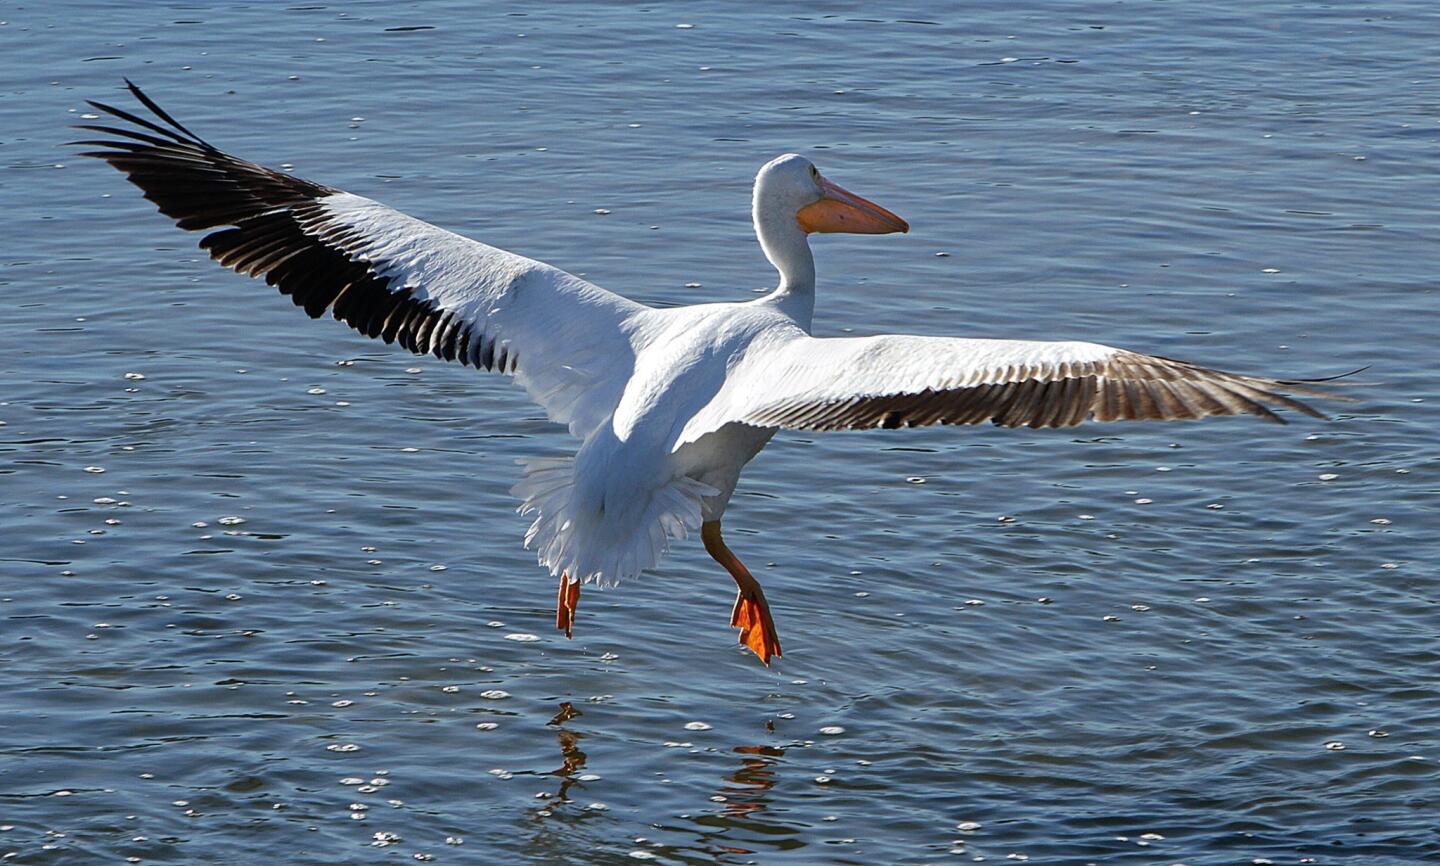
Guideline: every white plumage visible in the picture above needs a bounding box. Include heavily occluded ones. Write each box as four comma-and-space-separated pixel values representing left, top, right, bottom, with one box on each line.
79, 81, 1338, 662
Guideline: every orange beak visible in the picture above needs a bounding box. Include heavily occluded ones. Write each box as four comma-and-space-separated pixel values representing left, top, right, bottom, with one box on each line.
796, 176, 908, 235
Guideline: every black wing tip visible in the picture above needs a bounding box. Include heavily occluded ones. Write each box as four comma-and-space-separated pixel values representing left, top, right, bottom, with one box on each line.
1279, 364, 1368, 397
77, 79, 211, 150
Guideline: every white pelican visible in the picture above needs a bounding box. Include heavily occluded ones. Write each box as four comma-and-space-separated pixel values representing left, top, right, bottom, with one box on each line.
78, 81, 1339, 664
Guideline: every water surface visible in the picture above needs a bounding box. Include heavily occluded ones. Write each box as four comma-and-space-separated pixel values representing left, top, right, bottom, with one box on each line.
2, 2, 1438, 864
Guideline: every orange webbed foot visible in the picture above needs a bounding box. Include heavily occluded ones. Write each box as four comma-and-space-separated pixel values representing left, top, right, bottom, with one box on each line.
732, 589, 782, 666
556, 573, 580, 639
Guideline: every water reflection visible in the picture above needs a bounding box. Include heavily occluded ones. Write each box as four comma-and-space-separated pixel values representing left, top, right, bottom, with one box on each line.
516, 704, 601, 865
716, 744, 784, 819
539, 702, 587, 813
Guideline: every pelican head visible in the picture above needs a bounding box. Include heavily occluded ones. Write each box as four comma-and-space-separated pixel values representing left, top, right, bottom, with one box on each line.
753, 153, 908, 236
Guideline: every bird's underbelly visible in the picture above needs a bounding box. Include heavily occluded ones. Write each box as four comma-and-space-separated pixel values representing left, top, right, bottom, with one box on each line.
671, 423, 777, 521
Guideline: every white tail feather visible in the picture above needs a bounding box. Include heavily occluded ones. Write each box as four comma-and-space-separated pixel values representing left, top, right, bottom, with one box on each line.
511, 457, 718, 587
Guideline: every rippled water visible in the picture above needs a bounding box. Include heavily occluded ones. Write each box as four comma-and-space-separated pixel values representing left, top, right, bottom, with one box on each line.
4, 1, 1438, 863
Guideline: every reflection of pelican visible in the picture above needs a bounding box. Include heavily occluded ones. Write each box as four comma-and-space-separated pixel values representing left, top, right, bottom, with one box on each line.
718, 745, 786, 819
548, 730, 588, 805
544, 702, 586, 806
82, 81, 1341, 666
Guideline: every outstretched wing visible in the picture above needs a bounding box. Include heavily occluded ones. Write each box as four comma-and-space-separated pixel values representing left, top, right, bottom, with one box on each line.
676, 332, 1340, 447
74, 80, 649, 438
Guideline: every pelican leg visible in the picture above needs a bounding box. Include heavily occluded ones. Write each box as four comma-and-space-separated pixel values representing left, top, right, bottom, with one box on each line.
701, 521, 782, 665
556, 573, 580, 639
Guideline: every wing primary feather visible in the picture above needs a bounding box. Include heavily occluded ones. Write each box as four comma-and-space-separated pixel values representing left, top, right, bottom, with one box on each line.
1212, 382, 1284, 423
1171, 379, 1228, 417
85, 98, 195, 146
122, 78, 211, 144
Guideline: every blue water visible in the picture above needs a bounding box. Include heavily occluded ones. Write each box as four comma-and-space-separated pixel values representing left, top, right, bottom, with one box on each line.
3, 1, 1438, 863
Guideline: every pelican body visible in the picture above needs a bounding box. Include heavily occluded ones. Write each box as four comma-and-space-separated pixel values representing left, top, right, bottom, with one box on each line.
78, 82, 1338, 664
